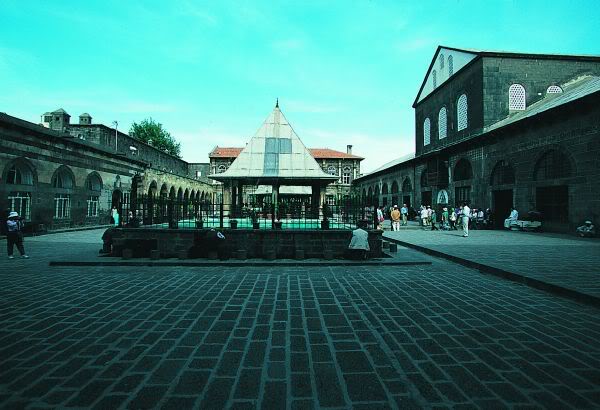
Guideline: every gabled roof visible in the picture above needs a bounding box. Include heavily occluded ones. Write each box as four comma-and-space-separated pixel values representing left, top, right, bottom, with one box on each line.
209, 105, 337, 183
309, 148, 363, 160
209, 147, 243, 158
413, 45, 600, 107
209, 147, 363, 160
52, 108, 70, 116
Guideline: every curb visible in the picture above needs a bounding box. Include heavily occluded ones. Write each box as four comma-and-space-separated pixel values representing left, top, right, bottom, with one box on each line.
49, 260, 432, 268
384, 236, 600, 308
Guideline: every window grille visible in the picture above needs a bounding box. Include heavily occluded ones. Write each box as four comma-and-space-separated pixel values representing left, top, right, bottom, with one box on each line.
423, 118, 431, 145
508, 84, 526, 110
432, 70, 437, 88
439, 54, 444, 69
54, 194, 71, 218
546, 85, 563, 94
457, 94, 468, 131
438, 107, 447, 139
8, 192, 31, 220
448, 55, 454, 75
455, 186, 470, 203
87, 195, 99, 217
327, 165, 336, 175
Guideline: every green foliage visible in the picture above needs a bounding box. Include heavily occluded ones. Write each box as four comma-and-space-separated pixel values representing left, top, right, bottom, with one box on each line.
129, 118, 181, 158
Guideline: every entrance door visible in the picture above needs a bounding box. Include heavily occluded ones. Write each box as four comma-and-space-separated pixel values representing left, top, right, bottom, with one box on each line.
421, 191, 432, 207
403, 195, 411, 209
492, 189, 513, 229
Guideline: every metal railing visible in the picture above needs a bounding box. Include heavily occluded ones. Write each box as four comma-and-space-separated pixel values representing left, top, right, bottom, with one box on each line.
118, 195, 377, 230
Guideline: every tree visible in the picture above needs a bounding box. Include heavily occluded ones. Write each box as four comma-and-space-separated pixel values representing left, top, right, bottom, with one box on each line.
129, 118, 181, 158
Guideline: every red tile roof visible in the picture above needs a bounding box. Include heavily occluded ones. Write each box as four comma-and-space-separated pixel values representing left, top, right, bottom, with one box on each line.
209, 146, 363, 160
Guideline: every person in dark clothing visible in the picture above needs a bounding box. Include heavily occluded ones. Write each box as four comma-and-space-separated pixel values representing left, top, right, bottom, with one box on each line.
6, 211, 29, 259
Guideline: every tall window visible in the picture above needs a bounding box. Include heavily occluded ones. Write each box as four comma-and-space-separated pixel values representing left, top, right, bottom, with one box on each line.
432, 70, 437, 88
423, 118, 431, 145
438, 107, 447, 139
87, 196, 99, 217
342, 167, 351, 184
457, 94, 468, 131
54, 194, 71, 219
326, 195, 335, 206
8, 192, 31, 220
455, 186, 470, 204
547, 85, 563, 94
439, 54, 444, 69
448, 55, 454, 75
509, 84, 526, 110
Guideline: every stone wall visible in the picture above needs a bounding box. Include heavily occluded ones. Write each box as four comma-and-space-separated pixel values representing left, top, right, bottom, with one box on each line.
110, 228, 383, 259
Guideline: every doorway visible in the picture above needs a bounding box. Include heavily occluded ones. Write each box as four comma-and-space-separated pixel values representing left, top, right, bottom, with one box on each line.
421, 191, 432, 207
492, 189, 513, 229
536, 185, 568, 223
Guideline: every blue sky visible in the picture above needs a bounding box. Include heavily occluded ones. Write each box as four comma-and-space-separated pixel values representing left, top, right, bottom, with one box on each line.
1, 0, 598, 172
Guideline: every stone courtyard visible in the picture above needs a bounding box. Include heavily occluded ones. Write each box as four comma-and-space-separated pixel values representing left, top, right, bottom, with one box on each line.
1, 229, 599, 409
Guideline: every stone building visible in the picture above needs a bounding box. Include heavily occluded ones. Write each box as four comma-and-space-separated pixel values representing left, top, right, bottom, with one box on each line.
1, 109, 212, 231
355, 46, 600, 232
210, 145, 363, 203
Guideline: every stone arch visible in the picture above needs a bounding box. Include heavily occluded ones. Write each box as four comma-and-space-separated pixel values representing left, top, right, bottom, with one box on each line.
362, 188, 367, 199
85, 171, 103, 192
454, 158, 473, 181
381, 182, 388, 195
490, 160, 516, 186
391, 181, 399, 194
148, 180, 158, 197
51, 165, 76, 189
160, 183, 168, 197
169, 186, 176, 199
3, 157, 37, 186
533, 149, 574, 181
177, 187, 183, 200
402, 177, 412, 192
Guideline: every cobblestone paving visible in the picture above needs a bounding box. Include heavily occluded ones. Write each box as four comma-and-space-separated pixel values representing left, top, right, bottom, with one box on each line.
1, 230, 600, 409
384, 227, 600, 300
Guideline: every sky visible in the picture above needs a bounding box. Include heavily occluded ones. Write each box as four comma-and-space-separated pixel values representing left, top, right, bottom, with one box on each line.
1, 0, 599, 173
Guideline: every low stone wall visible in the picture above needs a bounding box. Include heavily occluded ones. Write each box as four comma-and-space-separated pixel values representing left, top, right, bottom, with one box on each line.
109, 228, 383, 259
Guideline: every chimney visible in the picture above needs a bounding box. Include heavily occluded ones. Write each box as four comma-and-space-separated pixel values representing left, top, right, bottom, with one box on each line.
346, 145, 353, 155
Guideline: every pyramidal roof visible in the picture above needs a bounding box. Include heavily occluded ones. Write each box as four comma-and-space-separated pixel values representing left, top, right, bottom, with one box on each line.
210, 104, 337, 183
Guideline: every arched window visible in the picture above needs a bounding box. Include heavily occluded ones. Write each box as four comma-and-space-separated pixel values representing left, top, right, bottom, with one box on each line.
454, 159, 473, 181
342, 167, 351, 184
86, 173, 102, 191
217, 165, 227, 173
420, 169, 429, 187
52, 168, 74, 189
423, 118, 431, 145
432, 70, 437, 88
6, 163, 34, 185
509, 84, 526, 110
457, 94, 468, 131
439, 54, 444, 69
327, 165, 336, 175
547, 85, 563, 94
381, 183, 388, 195
438, 107, 447, 139
534, 150, 571, 180
448, 55, 454, 75
402, 178, 412, 192
490, 160, 515, 185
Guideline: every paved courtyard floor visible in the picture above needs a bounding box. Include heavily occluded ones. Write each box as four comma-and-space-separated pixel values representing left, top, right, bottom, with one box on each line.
384, 224, 600, 304
1, 229, 599, 409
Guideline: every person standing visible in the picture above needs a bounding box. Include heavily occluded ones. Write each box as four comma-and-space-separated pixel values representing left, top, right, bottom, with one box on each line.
390, 205, 401, 231
400, 204, 408, 226
6, 212, 29, 259
376, 206, 384, 230
111, 206, 120, 227
430, 209, 439, 231
441, 207, 449, 230
420, 206, 428, 229
461, 202, 471, 237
